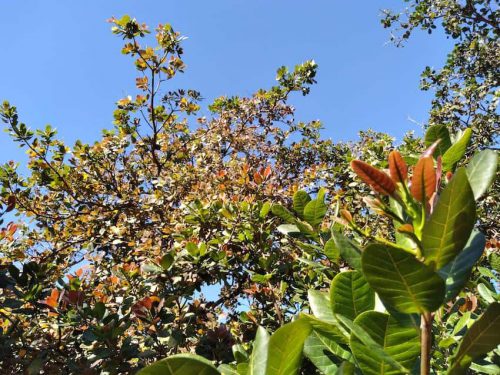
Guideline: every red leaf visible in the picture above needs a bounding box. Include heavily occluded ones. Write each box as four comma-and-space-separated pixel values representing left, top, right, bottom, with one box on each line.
132, 296, 160, 319
351, 160, 396, 196
61, 290, 84, 306
44, 289, 59, 308
6, 195, 16, 212
253, 171, 263, 184
410, 157, 436, 202
262, 165, 272, 178
388, 150, 408, 183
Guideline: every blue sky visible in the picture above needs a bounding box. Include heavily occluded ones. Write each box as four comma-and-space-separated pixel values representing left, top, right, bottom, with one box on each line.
0, 1, 452, 163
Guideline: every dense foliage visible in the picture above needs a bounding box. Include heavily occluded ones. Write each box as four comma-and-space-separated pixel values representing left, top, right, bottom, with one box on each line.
0, 2, 498, 374
141, 138, 498, 374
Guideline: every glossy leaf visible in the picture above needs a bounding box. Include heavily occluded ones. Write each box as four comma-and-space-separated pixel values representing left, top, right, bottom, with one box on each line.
266, 319, 311, 375
336, 315, 407, 373
388, 150, 408, 183
422, 168, 476, 270
271, 204, 296, 224
331, 231, 362, 270
137, 354, 220, 375
293, 190, 311, 219
350, 311, 420, 375
448, 303, 500, 375
424, 125, 451, 157
410, 156, 435, 202
438, 231, 486, 301
362, 243, 445, 313
307, 291, 349, 342
304, 331, 354, 375
247, 326, 270, 375
330, 270, 374, 321
351, 160, 395, 196
309, 290, 336, 323
442, 128, 472, 171
301, 313, 349, 345
304, 195, 328, 228
466, 150, 498, 200
324, 239, 340, 263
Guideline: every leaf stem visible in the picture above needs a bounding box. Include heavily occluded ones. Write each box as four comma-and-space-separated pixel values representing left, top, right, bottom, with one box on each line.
420, 312, 432, 375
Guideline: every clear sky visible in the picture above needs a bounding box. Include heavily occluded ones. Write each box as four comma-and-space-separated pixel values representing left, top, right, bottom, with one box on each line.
0, 0, 451, 163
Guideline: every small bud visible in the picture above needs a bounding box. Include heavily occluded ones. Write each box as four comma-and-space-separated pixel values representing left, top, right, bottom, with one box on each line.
340, 209, 353, 223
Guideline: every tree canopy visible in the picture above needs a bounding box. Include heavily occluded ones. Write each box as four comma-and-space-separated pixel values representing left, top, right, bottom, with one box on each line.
1, 2, 499, 374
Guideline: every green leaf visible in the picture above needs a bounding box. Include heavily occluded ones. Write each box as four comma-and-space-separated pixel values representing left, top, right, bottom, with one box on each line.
477, 283, 497, 304
470, 362, 500, 374
293, 190, 311, 219
336, 361, 356, 375
259, 201, 272, 218
304, 331, 350, 375
442, 128, 472, 171
137, 354, 220, 375
330, 271, 374, 321
448, 302, 500, 375
308, 290, 336, 323
276, 224, 300, 236
425, 125, 452, 157
390, 198, 416, 250
218, 364, 238, 375
271, 204, 296, 224
362, 243, 445, 313
141, 263, 163, 274
331, 231, 362, 270
336, 315, 407, 373
248, 326, 270, 375
304, 330, 354, 373
266, 319, 311, 375
438, 231, 485, 301
466, 150, 498, 200
422, 168, 476, 270
304, 196, 328, 228
160, 253, 175, 270
350, 311, 420, 375
301, 314, 349, 345
324, 239, 340, 263
93, 302, 106, 320
232, 344, 248, 363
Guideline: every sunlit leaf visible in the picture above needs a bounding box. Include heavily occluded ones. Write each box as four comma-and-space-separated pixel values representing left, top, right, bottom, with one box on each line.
448, 303, 500, 375
350, 311, 419, 375
465, 150, 498, 200
351, 160, 395, 196
362, 243, 445, 313
330, 270, 374, 321
266, 319, 311, 375
137, 354, 220, 375
422, 168, 476, 270
410, 156, 435, 202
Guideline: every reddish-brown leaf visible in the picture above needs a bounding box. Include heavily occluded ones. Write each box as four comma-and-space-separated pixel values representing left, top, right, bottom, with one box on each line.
350, 160, 395, 196
410, 157, 436, 202
6, 195, 16, 212
262, 165, 272, 179
44, 288, 59, 308
253, 171, 263, 184
340, 209, 353, 223
397, 224, 414, 234
388, 150, 408, 183
132, 296, 160, 319
61, 290, 84, 306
